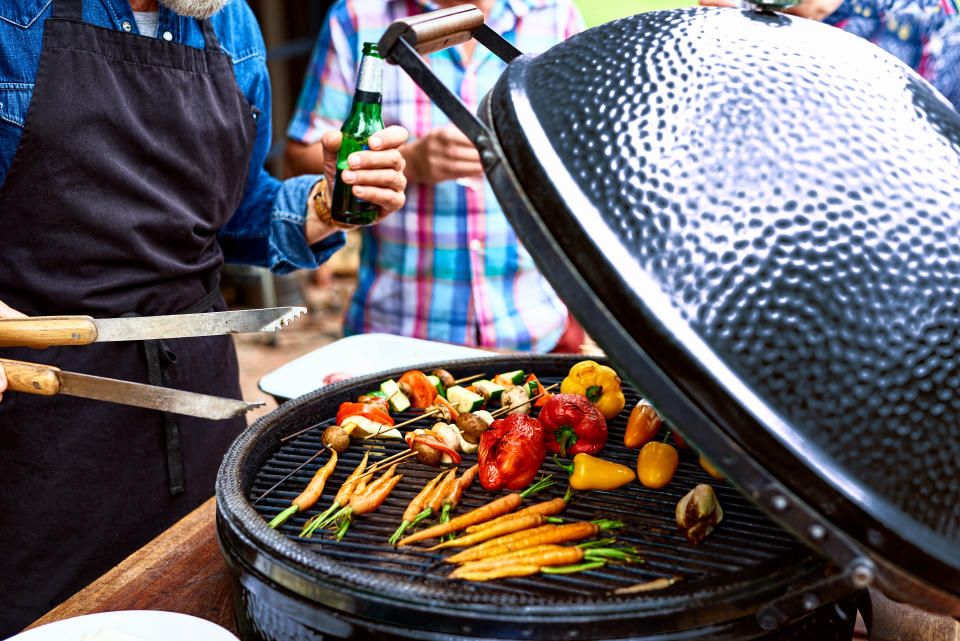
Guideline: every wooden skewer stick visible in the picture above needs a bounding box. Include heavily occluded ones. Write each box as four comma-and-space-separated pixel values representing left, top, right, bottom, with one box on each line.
490, 383, 559, 418
362, 407, 442, 441
452, 373, 485, 385
252, 445, 332, 505
280, 417, 337, 443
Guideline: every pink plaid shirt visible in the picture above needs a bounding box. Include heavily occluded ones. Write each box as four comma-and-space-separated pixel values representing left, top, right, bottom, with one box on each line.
288, 0, 584, 351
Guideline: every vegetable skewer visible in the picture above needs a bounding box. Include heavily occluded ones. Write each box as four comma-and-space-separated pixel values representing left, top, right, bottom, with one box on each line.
489, 383, 559, 418
268, 450, 338, 528
389, 470, 446, 545
300, 451, 369, 537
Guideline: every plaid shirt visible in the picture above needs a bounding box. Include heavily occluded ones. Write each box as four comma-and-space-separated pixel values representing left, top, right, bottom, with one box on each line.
288, 0, 583, 351
826, 0, 960, 109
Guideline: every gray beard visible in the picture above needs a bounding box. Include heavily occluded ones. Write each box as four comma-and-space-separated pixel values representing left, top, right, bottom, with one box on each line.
159, 0, 229, 19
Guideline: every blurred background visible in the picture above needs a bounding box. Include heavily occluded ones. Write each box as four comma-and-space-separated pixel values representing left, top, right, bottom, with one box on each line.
229, 0, 692, 423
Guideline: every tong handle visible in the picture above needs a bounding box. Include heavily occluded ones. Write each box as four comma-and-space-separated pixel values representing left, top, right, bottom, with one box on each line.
0, 316, 98, 347
0, 358, 63, 395
380, 5, 484, 57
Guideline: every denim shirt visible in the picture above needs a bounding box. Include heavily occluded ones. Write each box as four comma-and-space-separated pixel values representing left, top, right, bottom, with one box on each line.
0, 0, 343, 273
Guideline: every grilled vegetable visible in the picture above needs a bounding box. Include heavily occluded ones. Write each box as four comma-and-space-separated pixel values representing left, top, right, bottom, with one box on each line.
637, 433, 679, 489
444, 520, 623, 564
406, 430, 462, 465
478, 414, 545, 491
428, 395, 459, 422
380, 379, 411, 412
455, 411, 491, 444
437, 464, 480, 532
399, 370, 437, 409
676, 484, 724, 543
499, 385, 531, 416
473, 379, 506, 403
494, 369, 526, 386
447, 385, 485, 413
268, 450, 338, 529
336, 402, 394, 428
699, 454, 725, 479
334, 467, 403, 540
524, 373, 552, 407
431, 368, 456, 389
540, 393, 608, 456
450, 544, 640, 581
390, 470, 446, 545
300, 451, 369, 537
557, 453, 635, 491
322, 425, 351, 453
560, 360, 626, 420
430, 512, 549, 550
464, 490, 570, 534
396, 492, 524, 546
624, 399, 661, 449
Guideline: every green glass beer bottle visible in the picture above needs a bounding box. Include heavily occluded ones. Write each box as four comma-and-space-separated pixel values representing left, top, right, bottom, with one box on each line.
330, 42, 385, 226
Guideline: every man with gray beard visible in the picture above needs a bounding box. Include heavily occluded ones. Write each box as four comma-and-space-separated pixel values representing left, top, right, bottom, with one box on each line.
0, 0, 409, 633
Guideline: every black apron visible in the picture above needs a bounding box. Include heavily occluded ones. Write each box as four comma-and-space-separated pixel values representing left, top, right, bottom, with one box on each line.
0, 0, 257, 634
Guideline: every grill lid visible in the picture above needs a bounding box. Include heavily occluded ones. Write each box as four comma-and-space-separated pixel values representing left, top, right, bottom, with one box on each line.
379, 5, 960, 612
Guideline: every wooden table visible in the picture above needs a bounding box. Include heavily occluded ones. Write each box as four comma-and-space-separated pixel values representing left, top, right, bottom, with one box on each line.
25, 497, 236, 635
29, 495, 952, 641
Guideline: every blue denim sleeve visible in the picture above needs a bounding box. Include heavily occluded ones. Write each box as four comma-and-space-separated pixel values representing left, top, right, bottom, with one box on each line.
214, 2, 344, 273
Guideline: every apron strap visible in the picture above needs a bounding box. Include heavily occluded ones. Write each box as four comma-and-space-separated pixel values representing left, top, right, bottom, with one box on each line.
199, 18, 219, 51
130, 287, 224, 496
53, 0, 82, 20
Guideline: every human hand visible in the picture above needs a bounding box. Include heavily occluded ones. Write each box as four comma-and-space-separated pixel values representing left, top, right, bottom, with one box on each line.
402, 124, 485, 186
305, 126, 409, 240
0, 299, 25, 404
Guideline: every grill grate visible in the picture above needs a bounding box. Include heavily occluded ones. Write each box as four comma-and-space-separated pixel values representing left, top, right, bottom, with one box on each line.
248, 371, 808, 603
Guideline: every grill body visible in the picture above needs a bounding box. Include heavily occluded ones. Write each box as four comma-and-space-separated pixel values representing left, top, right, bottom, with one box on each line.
216, 355, 859, 640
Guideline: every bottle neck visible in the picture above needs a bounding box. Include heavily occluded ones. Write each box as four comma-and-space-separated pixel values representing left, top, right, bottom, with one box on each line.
355, 52, 383, 103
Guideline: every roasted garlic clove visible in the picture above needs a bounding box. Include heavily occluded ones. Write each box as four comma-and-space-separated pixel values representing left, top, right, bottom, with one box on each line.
676, 484, 724, 544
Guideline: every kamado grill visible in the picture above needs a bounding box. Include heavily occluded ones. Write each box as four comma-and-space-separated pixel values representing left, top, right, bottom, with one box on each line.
217, 4, 960, 640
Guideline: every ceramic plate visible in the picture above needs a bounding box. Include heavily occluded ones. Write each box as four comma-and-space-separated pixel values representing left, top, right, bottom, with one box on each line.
9, 610, 238, 641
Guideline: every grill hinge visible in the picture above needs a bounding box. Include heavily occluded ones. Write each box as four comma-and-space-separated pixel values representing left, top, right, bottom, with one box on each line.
757, 559, 873, 629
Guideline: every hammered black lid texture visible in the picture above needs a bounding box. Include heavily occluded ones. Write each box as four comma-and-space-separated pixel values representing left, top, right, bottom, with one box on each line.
481, 7, 960, 607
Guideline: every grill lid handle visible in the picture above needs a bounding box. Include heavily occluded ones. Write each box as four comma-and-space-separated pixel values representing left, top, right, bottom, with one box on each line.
378, 5, 520, 160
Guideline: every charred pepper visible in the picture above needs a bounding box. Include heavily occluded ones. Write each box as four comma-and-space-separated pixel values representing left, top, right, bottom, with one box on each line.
539, 393, 607, 456
559, 360, 626, 420
478, 414, 545, 491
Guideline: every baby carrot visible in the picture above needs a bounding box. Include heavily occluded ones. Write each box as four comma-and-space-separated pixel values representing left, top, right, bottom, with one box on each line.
390, 471, 446, 545
396, 492, 524, 546
426, 469, 458, 513
268, 450, 338, 529
300, 451, 369, 538
445, 520, 621, 564
429, 513, 547, 550
451, 545, 585, 581
334, 469, 403, 540
464, 491, 570, 534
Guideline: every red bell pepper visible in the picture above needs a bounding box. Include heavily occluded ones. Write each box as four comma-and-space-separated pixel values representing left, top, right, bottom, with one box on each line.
539, 393, 607, 456
405, 433, 463, 464
399, 370, 436, 409
336, 402, 394, 427
478, 414, 545, 491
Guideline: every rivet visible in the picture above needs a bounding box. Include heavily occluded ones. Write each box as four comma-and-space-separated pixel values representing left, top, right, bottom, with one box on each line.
808, 524, 826, 541
72, 333, 80, 341
481, 150, 497, 164
758, 613, 779, 630
802, 594, 818, 610
771, 494, 789, 511
121, 20, 132, 32
162, 31, 174, 41
850, 564, 874, 588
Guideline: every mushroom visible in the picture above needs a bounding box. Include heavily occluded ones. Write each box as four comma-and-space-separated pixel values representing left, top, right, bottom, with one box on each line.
455, 412, 489, 445
425, 401, 453, 423
432, 422, 461, 452
412, 437, 442, 466
676, 484, 724, 544
431, 368, 456, 389
321, 425, 351, 453
398, 379, 414, 398
500, 385, 532, 416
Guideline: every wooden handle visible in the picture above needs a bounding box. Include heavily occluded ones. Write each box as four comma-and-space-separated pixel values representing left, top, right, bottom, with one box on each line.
0, 358, 63, 395
0, 316, 98, 347
380, 5, 484, 57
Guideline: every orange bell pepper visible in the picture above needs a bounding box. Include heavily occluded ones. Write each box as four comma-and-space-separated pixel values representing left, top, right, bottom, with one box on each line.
637, 432, 678, 489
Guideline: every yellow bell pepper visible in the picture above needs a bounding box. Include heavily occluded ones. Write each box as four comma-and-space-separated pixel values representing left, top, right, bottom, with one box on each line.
558, 453, 636, 491
560, 360, 626, 420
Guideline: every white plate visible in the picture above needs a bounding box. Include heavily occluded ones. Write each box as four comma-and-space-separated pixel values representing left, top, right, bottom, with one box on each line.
8, 610, 238, 641
259, 333, 496, 401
